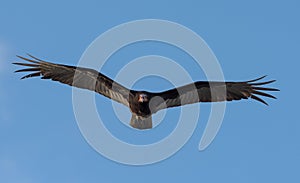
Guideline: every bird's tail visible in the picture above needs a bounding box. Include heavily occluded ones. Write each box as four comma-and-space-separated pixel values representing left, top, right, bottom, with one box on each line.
130, 114, 152, 130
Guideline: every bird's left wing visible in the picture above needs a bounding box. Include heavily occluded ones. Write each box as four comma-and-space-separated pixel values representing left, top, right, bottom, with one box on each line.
14, 55, 131, 107
149, 76, 279, 113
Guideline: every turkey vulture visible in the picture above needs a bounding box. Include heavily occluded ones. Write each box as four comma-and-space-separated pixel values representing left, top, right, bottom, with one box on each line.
14, 55, 279, 129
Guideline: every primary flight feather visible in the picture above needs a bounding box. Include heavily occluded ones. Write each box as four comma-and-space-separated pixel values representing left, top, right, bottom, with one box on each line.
14, 55, 279, 129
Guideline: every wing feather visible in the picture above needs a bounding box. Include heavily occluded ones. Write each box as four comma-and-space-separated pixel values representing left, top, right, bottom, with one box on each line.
150, 76, 279, 113
13, 55, 131, 106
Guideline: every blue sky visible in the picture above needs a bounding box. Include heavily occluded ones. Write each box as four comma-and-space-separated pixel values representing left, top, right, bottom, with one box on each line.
0, 0, 299, 182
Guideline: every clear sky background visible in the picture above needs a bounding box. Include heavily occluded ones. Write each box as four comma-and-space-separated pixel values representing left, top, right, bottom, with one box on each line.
0, 0, 299, 182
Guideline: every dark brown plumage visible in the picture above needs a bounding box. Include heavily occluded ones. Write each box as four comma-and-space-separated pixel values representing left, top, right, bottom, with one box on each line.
14, 55, 279, 129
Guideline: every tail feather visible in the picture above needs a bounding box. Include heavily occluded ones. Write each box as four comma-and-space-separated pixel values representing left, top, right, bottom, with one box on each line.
130, 114, 152, 130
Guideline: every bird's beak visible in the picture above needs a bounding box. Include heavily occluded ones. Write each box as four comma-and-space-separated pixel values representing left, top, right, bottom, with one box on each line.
138, 96, 144, 102
138, 95, 148, 102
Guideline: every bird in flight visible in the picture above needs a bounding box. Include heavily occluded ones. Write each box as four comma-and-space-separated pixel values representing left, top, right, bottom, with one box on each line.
14, 54, 279, 130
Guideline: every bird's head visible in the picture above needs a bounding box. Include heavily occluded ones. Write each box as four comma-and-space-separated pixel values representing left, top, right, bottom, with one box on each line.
138, 93, 149, 103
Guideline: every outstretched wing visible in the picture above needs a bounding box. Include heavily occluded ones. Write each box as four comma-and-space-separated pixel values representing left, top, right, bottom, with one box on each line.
13, 55, 131, 107
150, 76, 279, 113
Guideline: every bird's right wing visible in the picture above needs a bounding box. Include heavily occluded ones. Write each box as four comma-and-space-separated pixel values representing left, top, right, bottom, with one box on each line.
14, 55, 131, 107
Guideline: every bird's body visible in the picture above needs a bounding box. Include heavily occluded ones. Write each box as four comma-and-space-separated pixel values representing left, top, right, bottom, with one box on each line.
14, 55, 279, 129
